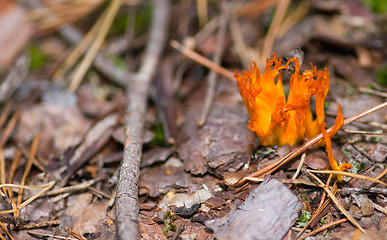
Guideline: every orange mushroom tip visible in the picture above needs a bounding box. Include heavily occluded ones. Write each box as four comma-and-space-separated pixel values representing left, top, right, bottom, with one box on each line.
235, 53, 352, 174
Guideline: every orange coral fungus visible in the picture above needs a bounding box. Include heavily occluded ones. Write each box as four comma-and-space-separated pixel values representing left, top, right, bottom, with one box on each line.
234, 53, 351, 173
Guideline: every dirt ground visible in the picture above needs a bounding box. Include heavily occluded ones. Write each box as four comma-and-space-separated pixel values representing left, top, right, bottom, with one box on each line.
0, 0, 386, 239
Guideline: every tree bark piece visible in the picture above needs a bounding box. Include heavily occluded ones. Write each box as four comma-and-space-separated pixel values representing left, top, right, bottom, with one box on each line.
206, 176, 303, 240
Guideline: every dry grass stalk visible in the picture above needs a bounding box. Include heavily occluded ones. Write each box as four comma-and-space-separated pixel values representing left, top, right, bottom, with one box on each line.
30, 0, 105, 30
0, 110, 21, 148
0, 181, 55, 215
18, 220, 60, 230
0, 221, 14, 240
0, 101, 11, 129
309, 170, 387, 187
16, 133, 40, 217
376, 168, 387, 180
235, 0, 278, 18
295, 175, 334, 239
68, 0, 122, 92
292, 152, 306, 179
27, 230, 78, 240
170, 40, 234, 80
0, 150, 5, 197
196, 0, 208, 27
198, 1, 229, 126
43, 179, 99, 197
64, 227, 88, 240
297, 218, 348, 240
257, 0, 290, 69
308, 172, 365, 233
53, 14, 104, 80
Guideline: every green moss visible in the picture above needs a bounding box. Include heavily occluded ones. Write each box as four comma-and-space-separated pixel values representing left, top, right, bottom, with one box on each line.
133, 4, 152, 36
28, 43, 47, 70
109, 55, 127, 70
296, 210, 312, 227
109, 13, 129, 36
163, 210, 177, 236
169, 223, 177, 231
376, 64, 387, 87
150, 122, 166, 146
362, 0, 387, 13
109, 3, 152, 37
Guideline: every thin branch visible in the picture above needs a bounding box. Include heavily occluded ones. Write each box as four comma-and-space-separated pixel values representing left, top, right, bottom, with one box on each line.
170, 40, 234, 80
0, 54, 29, 104
309, 170, 387, 187
292, 152, 306, 179
115, 0, 170, 239
340, 187, 387, 195
16, 133, 40, 217
308, 172, 364, 233
295, 175, 334, 239
358, 86, 387, 98
197, 2, 229, 126
297, 218, 348, 240
376, 167, 387, 180
0, 150, 5, 196
0, 110, 21, 148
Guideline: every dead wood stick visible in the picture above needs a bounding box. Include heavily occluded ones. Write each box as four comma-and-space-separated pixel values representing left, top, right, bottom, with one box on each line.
297, 218, 348, 240
170, 40, 234, 80
0, 53, 29, 104
115, 0, 170, 239
197, 1, 230, 126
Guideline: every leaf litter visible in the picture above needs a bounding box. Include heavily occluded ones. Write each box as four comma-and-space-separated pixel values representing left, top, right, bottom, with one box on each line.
0, 0, 386, 239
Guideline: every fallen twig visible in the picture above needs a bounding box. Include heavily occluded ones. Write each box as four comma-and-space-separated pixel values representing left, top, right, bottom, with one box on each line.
295, 175, 334, 239
308, 172, 364, 233
0, 150, 6, 197
18, 220, 60, 230
0, 221, 14, 240
309, 170, 387, 187
292, 152, 306, 179
359, 86, 387, 98
171, 224, 185, 240
0, 110, 21, 149
0, 54, 29, 104
198, 2, 229, 126
64, 227, 88, 240
376, 167, 387, 180
42, 179, 99, 197
16, 133, 40, 217
0, 181, 55, 215
340, 187, 387, 195
28, 230, 78, 240
297, 218, 348, 240
115, 0, 170, 239
170, 40, 234, 80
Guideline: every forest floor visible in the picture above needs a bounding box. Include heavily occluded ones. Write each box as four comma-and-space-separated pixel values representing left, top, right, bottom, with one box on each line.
0, 0, 386, 239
